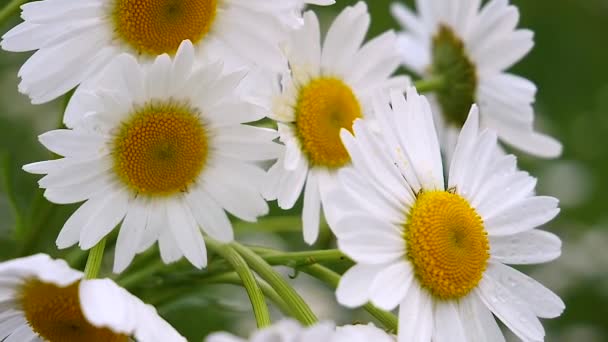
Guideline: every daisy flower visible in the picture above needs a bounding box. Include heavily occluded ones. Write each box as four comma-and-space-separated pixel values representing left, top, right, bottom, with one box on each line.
0, 0, 333, 104
206, 319, 394, 342
0, 254, 185, 341
23, 41, 279, 272
331, 88, 564, 341
263, 2, 409, 244
391, 0, 562, 158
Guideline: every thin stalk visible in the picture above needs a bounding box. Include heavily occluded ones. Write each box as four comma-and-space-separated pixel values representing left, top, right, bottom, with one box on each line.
206, 238, 271, 328
230, 242, 318, 326
413, 75, 445, 93
204, 272, 293, 318
84, 238, 107, 279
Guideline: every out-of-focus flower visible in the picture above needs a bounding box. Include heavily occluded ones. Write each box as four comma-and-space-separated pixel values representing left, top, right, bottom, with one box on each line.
0, 254, 185, 341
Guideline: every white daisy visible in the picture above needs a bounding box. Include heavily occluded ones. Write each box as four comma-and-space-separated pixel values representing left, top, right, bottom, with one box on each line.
0, 254, 185, 342
330, 88, 565, 341
391, 0, 562, 158
263, 2, 409, 244
0, 0, 333, 104
23, 41, 280, 272
206, 319, 394, 342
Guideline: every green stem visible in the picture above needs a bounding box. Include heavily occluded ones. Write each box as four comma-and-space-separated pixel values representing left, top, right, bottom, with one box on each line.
204, 272, 293, 318
302, 265, 398, 333
413, 75, 445, 93
0, 0, 26, 27
230, 242, 318, 326
84, 238, 107, 279
206, 238, 271, 328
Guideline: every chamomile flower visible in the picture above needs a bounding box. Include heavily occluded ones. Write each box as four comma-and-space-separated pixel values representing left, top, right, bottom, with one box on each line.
391, 0, 562, 158
263, 2, 408, 244
206, 320, 394, 342
0, 254, 185, 342
0, 0, 333, 104
23, 41, 279, 272
331, 88, 564, 341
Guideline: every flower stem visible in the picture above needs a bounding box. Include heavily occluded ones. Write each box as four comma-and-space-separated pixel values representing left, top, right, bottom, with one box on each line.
413, 75, 445, 93
84, 238, 107, 279
203, 272, 293, 318
0, 0, 26, 27
231, 242, 318, 326
206, 238, 271, 328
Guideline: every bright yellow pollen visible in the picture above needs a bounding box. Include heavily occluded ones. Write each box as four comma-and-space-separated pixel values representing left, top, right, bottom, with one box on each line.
19, 280, 128, 342
112, 101, 208, 196
294, 77, 362, 169
405, 190, 490, 300
112, 0, 217, 56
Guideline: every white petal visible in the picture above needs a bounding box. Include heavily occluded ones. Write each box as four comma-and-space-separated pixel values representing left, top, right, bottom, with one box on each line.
458, 295, 505, 342
336, 264, 381, 308
490, 229, 561, 265
302, 172, 321, 245
433, 301, 466, 342
369, 261, 413, 311
78, 189, 130, 249
113, 199, 150, 273
484, 196, 560, 236
185, 190, 233, 243
398, 284, 433, 342
476, 269, 545, 342
166, 198, 207, 268
486, 262, 564, 319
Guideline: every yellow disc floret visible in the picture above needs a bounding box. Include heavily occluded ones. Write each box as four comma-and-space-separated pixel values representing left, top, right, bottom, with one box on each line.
112, 100, 208, 196
405, 190, 489, 300
294, 77, 362, 169
19, 280, 128, 342
112, 0, 217, 56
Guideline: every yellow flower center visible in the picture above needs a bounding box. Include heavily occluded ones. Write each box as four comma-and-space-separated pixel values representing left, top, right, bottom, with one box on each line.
294, 77, 362, 169
19, 280, 128, 342
112, 0, 217, 57
405, 191, 489, 300
112, 100, 208, 196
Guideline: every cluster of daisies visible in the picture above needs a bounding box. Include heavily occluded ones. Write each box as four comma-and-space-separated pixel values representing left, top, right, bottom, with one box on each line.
0, 0, 564, 341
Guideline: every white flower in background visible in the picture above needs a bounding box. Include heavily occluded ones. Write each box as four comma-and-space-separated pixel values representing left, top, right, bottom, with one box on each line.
206, 319, 394, 342
23, 41, 279, 272
263, 2, 409, 244
391, 0, 562, 158
0, 0, 334, 104
330, 88, 564, 341
0, 254, 185, 342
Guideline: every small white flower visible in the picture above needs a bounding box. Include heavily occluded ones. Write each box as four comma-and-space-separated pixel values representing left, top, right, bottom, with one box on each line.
330, 88, 564, 342
24, 41, 280, 272
205, 320, 394, 342
0, 254, 185, 341
392, 0, 562, 158
0, 0, 333, 104
263, 2, 409, 245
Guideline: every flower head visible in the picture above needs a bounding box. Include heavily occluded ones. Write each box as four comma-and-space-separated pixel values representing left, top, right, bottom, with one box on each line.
0, 254, 185, 341
263, 2, 409, 244
24, 41, 279, 272
330, 88, 564, 341
1, 0, 333, 104
392, 0, 561, 158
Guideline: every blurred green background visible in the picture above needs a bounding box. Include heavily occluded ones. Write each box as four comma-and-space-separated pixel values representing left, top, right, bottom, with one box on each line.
0, 0, 606, 341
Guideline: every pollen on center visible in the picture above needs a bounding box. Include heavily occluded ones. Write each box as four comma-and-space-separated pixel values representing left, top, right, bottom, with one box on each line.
405, 190, 490, 300
294, 77, 362, 169
112, 0, 217, 56
19, 280, 128, 342
112, 100, 208, 197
